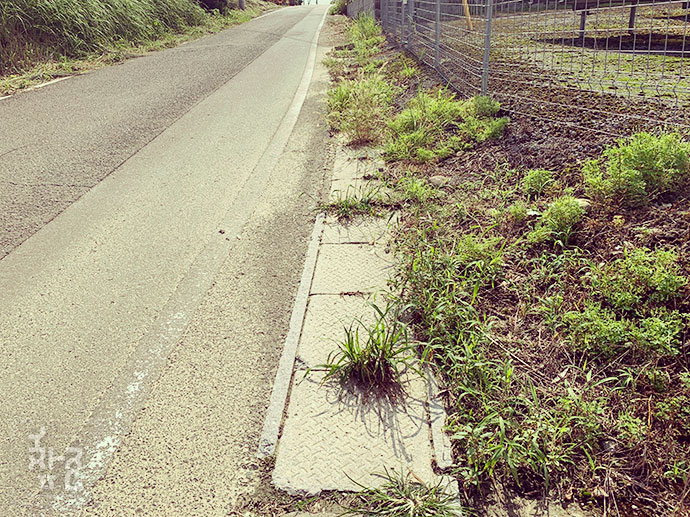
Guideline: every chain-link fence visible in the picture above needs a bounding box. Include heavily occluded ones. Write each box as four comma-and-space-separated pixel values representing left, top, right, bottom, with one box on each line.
379, 0, 690, 131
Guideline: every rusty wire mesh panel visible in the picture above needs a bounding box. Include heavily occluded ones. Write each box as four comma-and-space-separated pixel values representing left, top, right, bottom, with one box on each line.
380, 0, 690, 132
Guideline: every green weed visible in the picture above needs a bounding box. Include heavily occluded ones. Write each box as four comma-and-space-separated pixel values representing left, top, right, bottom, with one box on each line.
329, 0, 348, 15
396, 174, 441, 204
583, 132, 690, 207
386, 92, 508, 163
527, 195, 585, 246
321, 183, 389, 219
347, 13, 385, 63
320, 303, 419, 390
327, 71, 397, 144
347, 468, 468, 516
523, 169, 555, 198
591, 247, 687, 312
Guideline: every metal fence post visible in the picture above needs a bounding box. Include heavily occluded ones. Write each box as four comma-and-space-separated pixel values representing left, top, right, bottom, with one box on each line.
434, 0, 440, 70
400, 0, 406, 47
407, 0, 414, 51
481, 0, 493, 96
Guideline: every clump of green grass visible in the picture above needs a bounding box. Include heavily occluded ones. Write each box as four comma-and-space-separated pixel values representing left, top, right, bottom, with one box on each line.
320, 303, 418, 391
395, 174, 441, 204
329, 0, 348, 15
347, 13, 385, 63
327, 71, 397, 144
527, 195, 586, 246
523, 169, 555, 198
386, 92, 508, 163
321, 183, 390, 219
347, 469, 468, 516
0, 0, 210, 75
0, 0, 266, 90
583, 132, 690, 207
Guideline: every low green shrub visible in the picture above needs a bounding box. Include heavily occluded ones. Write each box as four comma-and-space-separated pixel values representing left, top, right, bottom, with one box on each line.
527, 195, 585, 245
591, 247, 687, 312
329, 0, 348, 14
523, 169, 554, 198
583, 132, 690, 207
386, 92, 508, 163
327, 71, 397, 144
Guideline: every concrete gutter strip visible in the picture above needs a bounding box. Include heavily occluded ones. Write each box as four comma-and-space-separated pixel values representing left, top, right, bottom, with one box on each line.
257, 212, 325, 458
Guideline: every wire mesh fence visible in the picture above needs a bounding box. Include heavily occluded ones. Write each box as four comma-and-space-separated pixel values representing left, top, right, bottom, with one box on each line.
379, 0, 690, 132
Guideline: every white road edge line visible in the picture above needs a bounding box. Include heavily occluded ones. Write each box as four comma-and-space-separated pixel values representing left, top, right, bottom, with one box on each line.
256, 7, 328, 460
33, 76, 72, 89
36, 6, 329, 513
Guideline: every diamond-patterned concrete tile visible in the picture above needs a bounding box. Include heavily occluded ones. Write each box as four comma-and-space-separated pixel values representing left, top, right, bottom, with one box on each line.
273, 371, 435, 496
322, 215, 395, 245
296, 294, 377, 368
310, 244, 394, 295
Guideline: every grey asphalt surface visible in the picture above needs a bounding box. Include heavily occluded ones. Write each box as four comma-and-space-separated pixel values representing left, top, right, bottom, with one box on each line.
0, 5, 332, 514
0, 7, 309, 259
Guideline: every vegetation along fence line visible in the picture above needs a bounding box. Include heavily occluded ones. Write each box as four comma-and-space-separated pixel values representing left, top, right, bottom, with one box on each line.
377, 0, 690, 132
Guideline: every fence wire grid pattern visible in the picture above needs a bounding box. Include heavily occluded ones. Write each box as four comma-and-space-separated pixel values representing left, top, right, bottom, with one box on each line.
379, 0, 690, 131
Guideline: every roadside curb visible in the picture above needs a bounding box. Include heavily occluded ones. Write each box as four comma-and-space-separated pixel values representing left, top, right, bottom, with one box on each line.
257, 212, 325, 458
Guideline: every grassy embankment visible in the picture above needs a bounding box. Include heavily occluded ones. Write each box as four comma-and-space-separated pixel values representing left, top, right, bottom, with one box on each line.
0, 0, 271, 95
323, 13, 690, 517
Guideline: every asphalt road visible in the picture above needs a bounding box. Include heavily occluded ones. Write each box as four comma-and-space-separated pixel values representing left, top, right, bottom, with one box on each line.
0, 5, 331, 514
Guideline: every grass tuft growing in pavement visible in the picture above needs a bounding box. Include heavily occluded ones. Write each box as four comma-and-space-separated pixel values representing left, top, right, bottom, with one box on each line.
319, 303, 420, 392
346, 469, 469, 516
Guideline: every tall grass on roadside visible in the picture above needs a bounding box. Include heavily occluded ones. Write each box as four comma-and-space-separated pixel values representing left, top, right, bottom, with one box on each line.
0, 0, 240, 75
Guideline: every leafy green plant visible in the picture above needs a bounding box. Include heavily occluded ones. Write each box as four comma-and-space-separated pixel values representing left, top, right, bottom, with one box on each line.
347, 468, 468, 516
386, 92, 508, 163
616, 411, 648, 446
329, 0, 348, 15
320, 303, 418, 390
563, 302, 630, 355
527, 195, 585, 245
583, 132, 690, 207
327, 71, 397, 144
396, 174, 440, 204
632, 309, 685, 356
591, 247, 687, 312
523, 169, 555, 198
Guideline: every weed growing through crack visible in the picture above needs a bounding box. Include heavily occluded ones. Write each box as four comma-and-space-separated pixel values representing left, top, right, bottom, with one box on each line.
320, 182, 392, 220
345, 469, 469, 516
319, 303, 420, 392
